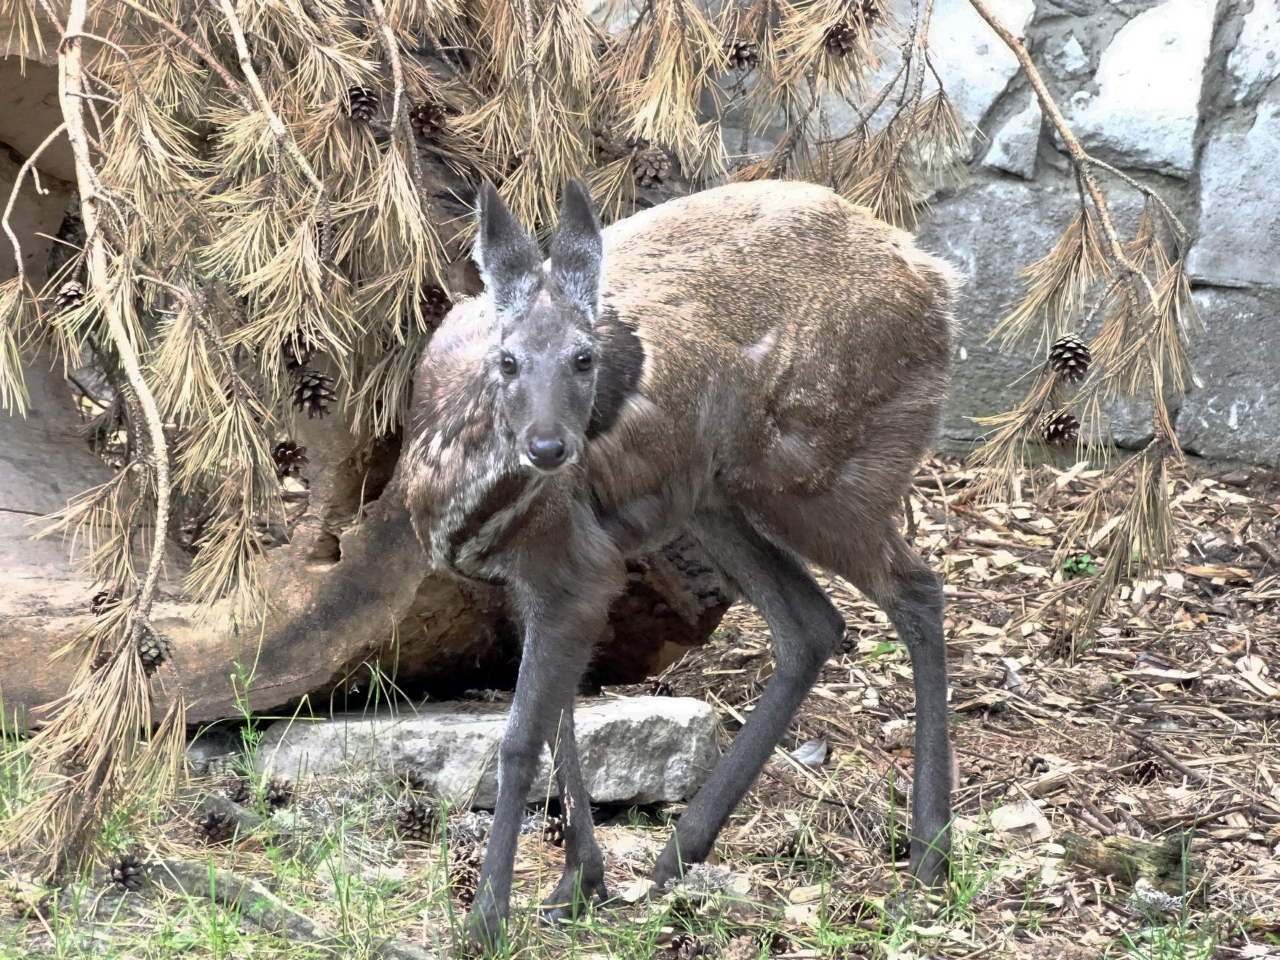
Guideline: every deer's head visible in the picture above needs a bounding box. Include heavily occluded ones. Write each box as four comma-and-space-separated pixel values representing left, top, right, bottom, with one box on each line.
472, 179, 604, 475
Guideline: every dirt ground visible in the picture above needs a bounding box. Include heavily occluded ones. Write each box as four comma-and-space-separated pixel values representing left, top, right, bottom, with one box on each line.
2, 454, 1279, 959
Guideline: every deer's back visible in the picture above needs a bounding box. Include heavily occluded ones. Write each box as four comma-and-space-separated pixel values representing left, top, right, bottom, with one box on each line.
584, 180, 958, 507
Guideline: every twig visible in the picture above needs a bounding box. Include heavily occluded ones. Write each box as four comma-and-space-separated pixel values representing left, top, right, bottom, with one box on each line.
108, 0, 252, 112
60, 0, 170, 631
1245, 538, 1280, 568
518, 0, 538, 162
2, 123, 67, 290
215, 0, 327, 205
365, 0, 427, 199
149, 860, 437, 960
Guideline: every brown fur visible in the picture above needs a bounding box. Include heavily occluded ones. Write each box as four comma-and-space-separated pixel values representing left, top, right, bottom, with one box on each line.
404, 179, 960, 947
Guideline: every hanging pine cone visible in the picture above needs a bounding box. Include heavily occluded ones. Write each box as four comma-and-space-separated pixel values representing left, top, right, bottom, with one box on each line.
725, 38, 759, 71
55, 280, 85, 312
449, 848, 483, 906
136, 623, 174, 677
282, 334, 313, 372
345, 85, 379, 122
668, 932, 708, 959
91, 589, 121, 616
824, 21, 858, 57
410, 98, 448, 140
1048, 333, 1092, 382
420, 283, 453, 327
194, 810, 237, 845
293, 370, 337, 419
1040, 412, 1080, 446
265, 777, 293, 810
858, 0, 882, 24
272, 440, 309, 479
107, 854, 146, 892
632, 146, 670, 188
542, 814, 565, 848
223, 777, 253, 806
396, 800, 439, 843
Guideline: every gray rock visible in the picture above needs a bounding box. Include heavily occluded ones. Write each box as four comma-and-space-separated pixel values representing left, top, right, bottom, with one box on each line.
1226, 0, 1279, 104
982, 93, 1042, 179
1175, 288, 1280, 466
1065, 0, 1215, 177
255, 696, 720, 809
925, 0, 1036, 129
1187, 100, 1280, 289
1048, 35, 1091, 78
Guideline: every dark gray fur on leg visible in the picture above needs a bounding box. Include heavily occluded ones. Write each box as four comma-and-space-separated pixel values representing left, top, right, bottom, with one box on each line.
649, 509, 846, 885
867, 534, 952, 886
541, 708, 608, 923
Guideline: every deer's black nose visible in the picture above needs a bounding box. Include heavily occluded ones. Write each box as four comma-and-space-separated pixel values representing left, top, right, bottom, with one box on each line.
527, 436, 567, 470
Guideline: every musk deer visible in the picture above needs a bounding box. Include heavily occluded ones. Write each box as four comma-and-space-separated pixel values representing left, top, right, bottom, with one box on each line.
405, 177, 959, 948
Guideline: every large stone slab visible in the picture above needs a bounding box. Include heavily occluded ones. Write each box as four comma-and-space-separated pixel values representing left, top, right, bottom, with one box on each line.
1226, 0, 1279, 104
1187, 100, 1280, 289
1065, 0, 1215, 177
1175, 288, 1280, 466
256, 696, 721, 809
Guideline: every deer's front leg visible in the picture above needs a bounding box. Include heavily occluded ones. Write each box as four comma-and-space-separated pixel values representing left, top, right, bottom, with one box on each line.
464, 518, 621, 951
541, 706, 609, 923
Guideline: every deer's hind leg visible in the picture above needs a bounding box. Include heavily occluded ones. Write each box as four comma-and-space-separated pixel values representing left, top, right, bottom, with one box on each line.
757, 494, 953, 886
649, 506, 846, 886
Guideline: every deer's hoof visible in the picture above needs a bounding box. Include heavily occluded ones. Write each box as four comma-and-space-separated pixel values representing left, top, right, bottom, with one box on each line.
539, 872, 611, 925
461, 903, 505, 955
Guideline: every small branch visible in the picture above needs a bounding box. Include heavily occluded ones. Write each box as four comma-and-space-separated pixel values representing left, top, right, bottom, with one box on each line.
366, 0, 427, 194
1123, 731, 1207, 784
108, 0, 252, 113
519, 0, 538, 163
60, 0, 170, 628
215, 0, 327, 203
2, 123, 67, 291
149, 860, 437, 960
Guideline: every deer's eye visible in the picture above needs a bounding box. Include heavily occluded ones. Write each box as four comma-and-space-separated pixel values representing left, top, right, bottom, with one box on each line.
574, 351, 594, 372
500, 353, 518, 377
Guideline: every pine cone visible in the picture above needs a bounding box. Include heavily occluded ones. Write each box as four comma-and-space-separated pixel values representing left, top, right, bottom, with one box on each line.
194, 810, 237, 845
770, 830, 802, 860
396, 800, 439, 844
449, 848, 483, 906
858, 0, 882, 24
1040, 412, 1080, 446
293, 370, 337, 419
824, 21, 858, 57
345, 85, 379, 122
668, 932, 707, 959
223, 777, 253, 806
839, 631, 855, 654
1017, 754, 1049, 777
1048, 333, 1092, 382
91, 589, 121, 617
410, 98, 448, 140
419, 284, 453, 327
542, 814, 565, 848
725, 38, 759, 71
282, 334, 313, 372
55, 280, 85, 312
272, 440, 309, 479
265, 776, 293, 810
136, 623, 174, 677
632, 146, 670, 188
107, 854, 146, 892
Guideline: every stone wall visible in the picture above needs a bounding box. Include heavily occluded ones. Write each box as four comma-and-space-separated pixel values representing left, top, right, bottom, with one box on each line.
911, 0, 1279, 466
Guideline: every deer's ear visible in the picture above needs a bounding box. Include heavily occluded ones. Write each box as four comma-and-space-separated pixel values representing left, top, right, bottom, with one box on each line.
473, 181, 543, 316
548, 178, 603, 320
